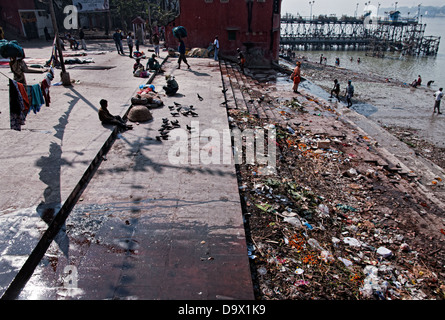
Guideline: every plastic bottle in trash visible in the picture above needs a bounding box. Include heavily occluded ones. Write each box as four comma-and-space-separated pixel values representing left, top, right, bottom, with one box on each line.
287, 126, 295, 134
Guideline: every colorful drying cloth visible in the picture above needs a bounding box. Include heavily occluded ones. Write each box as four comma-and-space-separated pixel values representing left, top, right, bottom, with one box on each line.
9, 79, 26, 131
41, 77, 51, 107
16, 81, 30, 115
26, 83, 45, 114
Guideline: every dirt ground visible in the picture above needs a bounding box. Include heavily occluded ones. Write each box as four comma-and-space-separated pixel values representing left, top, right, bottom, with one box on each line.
227, 61, 445, 300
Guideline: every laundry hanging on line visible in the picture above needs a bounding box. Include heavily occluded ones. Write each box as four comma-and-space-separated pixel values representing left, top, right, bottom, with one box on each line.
40, 74, 51, 107
7, 37, 57, 130
27, 83, 45, 114
9, 79, 27, 131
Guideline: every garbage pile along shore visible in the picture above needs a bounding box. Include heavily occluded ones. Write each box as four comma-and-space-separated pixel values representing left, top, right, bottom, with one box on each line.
227, 74, 445, 300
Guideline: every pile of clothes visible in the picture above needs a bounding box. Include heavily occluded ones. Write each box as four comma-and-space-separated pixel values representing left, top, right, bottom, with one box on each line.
132, 85, 164, 109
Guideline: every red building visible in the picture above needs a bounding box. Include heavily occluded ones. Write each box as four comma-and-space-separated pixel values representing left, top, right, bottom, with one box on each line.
165, 0, 282, 65
0, 0, 53, 40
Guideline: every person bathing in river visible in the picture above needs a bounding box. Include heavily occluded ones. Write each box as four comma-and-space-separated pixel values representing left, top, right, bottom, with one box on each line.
411, 75, 422, 87
335, 57, 340, 66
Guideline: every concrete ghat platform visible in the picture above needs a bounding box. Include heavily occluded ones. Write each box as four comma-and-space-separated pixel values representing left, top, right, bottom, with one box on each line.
0, 42, 150, 298
17, 58, 254, 300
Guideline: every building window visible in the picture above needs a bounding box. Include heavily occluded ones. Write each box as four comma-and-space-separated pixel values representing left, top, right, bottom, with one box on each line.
258, 0, 266, 2
228, 30, 236, 41
220, 0, 229, 3
205, 0, 213, 3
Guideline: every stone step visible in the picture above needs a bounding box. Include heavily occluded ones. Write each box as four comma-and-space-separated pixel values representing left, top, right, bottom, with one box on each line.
225, 62, 256, 115
219, 61, 242, 111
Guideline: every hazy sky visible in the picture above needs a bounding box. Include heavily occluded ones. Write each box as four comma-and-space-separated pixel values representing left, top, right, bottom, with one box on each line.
281, 0, 443, 17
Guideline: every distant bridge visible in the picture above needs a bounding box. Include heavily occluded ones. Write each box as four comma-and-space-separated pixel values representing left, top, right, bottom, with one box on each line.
280, 16, 440, 56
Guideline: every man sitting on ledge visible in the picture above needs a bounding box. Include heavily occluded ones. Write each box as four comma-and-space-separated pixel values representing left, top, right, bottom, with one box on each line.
98, 99, 133, 131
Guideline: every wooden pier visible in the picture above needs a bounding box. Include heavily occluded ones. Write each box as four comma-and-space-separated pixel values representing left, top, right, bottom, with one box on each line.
281, 15, 441, 56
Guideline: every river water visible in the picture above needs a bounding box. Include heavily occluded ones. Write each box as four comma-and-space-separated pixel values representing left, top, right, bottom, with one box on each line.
277, 17, 445, 149
292, 17, 445, 88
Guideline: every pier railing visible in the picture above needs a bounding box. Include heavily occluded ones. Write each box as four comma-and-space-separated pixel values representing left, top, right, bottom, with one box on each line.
281, 16, 440, 56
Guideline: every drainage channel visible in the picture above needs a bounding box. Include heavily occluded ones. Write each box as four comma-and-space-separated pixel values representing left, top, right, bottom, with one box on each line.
0, 57, 168, 300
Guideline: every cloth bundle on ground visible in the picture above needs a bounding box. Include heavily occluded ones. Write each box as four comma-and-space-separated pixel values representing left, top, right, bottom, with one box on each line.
64, 57, 94, 64
131, 96, 163, 108
167, 48, 177, 57
133, 67, 149, 78
127, 105, 153, 122
134, 87, 164, 108
133, 51, 145, 59
187, 48, 209, 58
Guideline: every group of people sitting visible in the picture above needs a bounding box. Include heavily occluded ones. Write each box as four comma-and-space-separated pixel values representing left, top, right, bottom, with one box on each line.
133, 54, 164, 78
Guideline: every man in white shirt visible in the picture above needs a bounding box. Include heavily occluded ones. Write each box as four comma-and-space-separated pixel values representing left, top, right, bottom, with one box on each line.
434, 88, 443, 114
213, 35, 219, 61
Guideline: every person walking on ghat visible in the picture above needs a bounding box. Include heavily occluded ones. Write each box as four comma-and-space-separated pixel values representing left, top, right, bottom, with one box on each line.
237, 48, 246, 74
213, 35, 219, 61
433, 88, 443, 114
345, 80, 354, 108
177, 38, 190, 69
330, 79, 340, 101
127, 32, 134, 58
153, 33, 160, 57
290, 61, 301, 93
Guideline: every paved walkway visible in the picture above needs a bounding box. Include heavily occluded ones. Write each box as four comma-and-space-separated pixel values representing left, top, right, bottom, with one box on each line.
7, 56, 253, 299
0, 40, 155, 298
